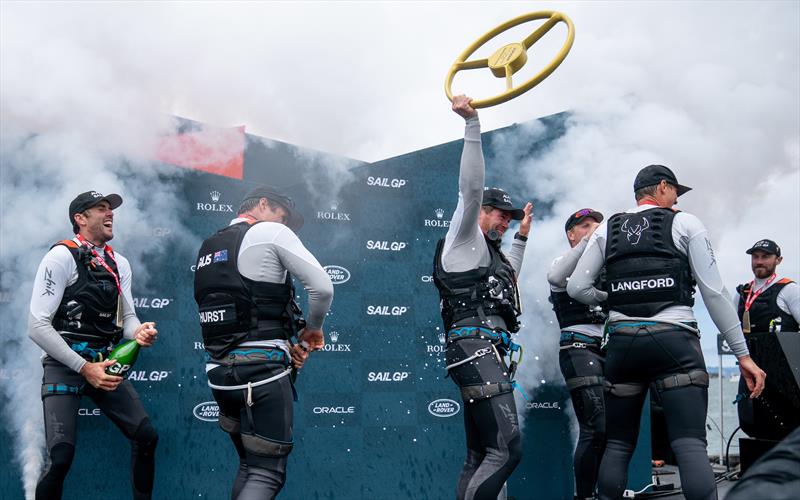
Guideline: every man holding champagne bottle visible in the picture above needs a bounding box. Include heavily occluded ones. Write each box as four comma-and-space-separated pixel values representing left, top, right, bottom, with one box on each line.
28, 190, 160, 500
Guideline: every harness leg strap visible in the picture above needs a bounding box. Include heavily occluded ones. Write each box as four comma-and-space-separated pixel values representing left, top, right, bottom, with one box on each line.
241, 433, 294, 458
565, 375, 604, 392
460, 382, 513, 401
654, 369, 709, 392
604, 380, 646, 397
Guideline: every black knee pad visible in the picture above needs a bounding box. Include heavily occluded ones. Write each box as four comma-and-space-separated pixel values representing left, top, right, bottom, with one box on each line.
49, 442, 75, 474
133, 418, 159, 452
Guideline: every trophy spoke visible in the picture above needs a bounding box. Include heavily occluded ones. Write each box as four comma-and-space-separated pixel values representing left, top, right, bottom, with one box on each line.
522, 15, 559, 49
505, 66, 514, 90
455, 58, 490, 71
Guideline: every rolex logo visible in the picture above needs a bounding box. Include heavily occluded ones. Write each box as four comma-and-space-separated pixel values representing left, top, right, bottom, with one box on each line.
437, 331, 446, 344
329, 330, 339, 343
316, 200, 351, 222
196, 190, 233, 213
424, 208, 450, 228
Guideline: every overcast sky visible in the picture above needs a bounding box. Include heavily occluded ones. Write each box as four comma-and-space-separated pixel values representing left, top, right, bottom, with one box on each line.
2, 1, 798, 363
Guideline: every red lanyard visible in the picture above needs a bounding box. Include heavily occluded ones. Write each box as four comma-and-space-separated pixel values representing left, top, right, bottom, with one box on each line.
744, 274, 776, 312
75, 234, 122, 294
239, 214, 258, 224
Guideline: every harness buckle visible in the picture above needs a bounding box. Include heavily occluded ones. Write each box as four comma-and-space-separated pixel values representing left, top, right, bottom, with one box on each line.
474, 347, 492, 357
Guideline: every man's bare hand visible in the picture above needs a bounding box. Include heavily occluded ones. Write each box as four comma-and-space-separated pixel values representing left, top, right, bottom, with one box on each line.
80, 359, 123, 391
134, 321, 158, 347
298, 328, 325, 351
290, 344, 309, 369
738, 355, 766, 399
452, 95, 478, 120
519, 202, 534, 237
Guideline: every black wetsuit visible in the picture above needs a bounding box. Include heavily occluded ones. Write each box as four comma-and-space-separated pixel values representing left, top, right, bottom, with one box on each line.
29, 239, 157, 500
566, 206, 750, 500
434, 236, 524, 500
194, 217, 332, 500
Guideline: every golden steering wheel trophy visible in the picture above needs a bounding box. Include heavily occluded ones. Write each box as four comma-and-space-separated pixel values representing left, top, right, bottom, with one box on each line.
445, 11, 575, 108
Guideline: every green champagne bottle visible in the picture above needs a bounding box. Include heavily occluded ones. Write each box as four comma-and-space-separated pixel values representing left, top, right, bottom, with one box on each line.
105, 339, 140, 375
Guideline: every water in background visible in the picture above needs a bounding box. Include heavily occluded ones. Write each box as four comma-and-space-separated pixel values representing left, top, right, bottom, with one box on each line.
706, 372, 742, 463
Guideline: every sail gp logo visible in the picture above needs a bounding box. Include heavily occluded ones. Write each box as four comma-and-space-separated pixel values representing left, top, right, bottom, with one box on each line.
196, 190, 234, 213
366, 176, 407, 189
621, 216, 649, 245
424, 208, 450, 228
316, 200, 351, 222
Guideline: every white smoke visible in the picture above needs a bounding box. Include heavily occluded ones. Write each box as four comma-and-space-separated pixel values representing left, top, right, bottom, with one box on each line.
2, 0, 797, 488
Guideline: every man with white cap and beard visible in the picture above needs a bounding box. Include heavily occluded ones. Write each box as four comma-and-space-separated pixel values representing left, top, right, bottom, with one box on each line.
547, 208, 606, 500
28, 190, 159, 499
194, 185, 333, 500
567, 165, 766, 500
433, 95, 533, 500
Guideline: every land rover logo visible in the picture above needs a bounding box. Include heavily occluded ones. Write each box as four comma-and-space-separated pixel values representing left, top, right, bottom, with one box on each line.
193, 401, 220, 422
324, 265, 351, 285
428, 398, 460, 417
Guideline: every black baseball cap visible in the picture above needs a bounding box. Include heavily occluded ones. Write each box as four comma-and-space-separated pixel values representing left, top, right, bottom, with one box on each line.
242, 185, 304, 231
746, 239, 781, 257
565, 208, 604, 232
482, 187, 525, 220
69, 191, 123, 225
633, 164, 692, 196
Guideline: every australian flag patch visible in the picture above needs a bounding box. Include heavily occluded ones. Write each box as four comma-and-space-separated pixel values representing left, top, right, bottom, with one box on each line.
213, 250, 228, 263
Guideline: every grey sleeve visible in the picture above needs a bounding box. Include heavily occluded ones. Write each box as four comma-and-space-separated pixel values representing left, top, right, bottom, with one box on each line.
506, 238, 528, 276
27, 248, 87, 373
441, 116, 489, 272
116, 254, 141, 341
273, 231, 334, 330
566, 228, 609, 305
548, 238, 589, 288
683, 215, 748, 357
777, 282, 800, 325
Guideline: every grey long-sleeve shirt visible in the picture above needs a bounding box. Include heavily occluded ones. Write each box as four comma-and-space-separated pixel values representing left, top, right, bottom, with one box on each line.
439, 116, 528, 328
547, 237, 603, 338
205, 218, 333, 371
566, 204, 749, 358
28, 240, 141, 373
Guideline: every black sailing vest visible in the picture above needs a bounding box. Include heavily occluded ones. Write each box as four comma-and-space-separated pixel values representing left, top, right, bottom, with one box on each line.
550, 287, 607, 329
736, 279, 799, 333
604, 207, 695, 317
193, 221, 300, 358
433, 235, 521, 333
51, 239, 123, 347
